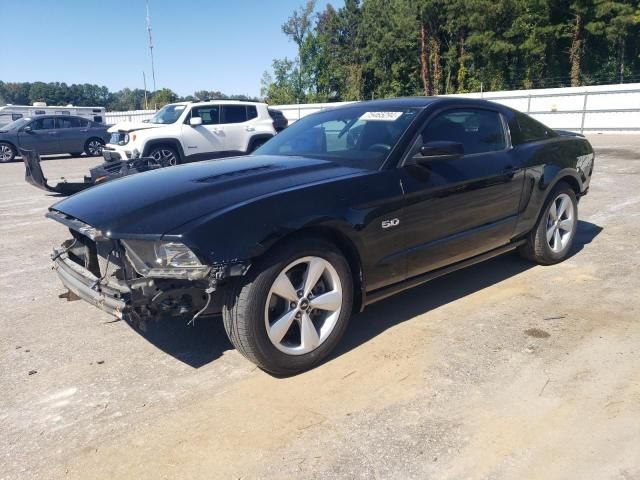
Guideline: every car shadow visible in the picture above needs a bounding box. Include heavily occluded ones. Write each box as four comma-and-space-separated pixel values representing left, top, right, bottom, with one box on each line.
124, 220, 602, 370
329, 220, 603, 365
124, 313, 232, 368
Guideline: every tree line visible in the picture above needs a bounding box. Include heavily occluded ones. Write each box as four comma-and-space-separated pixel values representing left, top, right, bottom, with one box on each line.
261, 0, 640, 103
0, 82, 258, 111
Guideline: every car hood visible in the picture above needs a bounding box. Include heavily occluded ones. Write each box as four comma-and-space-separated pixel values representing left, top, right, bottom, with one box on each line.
50, 155, 366, 237
107, 121, 165, 133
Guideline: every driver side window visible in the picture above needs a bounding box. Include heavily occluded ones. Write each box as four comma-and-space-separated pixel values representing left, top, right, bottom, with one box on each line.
420, 109, 506, 155
31, 118, 56, 130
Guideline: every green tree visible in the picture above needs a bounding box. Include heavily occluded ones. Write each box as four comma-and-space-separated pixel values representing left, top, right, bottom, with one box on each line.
151, 88, 179, 107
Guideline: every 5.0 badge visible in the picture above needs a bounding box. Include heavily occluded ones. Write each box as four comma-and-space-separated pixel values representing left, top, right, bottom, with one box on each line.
382, 218, 400, 229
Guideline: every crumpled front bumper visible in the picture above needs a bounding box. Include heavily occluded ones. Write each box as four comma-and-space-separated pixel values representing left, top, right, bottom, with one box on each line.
53, 251, 130, 319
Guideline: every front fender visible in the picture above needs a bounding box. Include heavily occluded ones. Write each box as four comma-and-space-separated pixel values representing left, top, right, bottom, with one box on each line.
167, 169, 405, 291
142, 138, 185, 159
174, 188, 365, 265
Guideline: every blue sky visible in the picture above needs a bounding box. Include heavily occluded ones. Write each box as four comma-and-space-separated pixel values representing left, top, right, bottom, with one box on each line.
0, 0, 341, 97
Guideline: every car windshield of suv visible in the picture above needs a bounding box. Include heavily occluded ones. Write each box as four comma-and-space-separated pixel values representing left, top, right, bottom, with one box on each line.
0, 117, 31, 131
255, 106, 420, 170
148, 104, 186, 124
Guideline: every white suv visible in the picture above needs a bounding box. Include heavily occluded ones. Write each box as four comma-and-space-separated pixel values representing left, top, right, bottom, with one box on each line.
103, 101, 277, 165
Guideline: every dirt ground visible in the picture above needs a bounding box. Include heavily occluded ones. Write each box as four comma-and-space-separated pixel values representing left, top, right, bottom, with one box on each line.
1, 137, 639, 480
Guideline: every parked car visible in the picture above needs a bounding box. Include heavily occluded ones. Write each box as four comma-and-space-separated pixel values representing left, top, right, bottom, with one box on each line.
102, 100, 276, 165
0, 115, 109, 163
46, 97, 594, 375
268, 108, 289, 132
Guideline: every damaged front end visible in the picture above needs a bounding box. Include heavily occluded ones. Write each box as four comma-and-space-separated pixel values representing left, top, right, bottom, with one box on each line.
47, 210, 247, 324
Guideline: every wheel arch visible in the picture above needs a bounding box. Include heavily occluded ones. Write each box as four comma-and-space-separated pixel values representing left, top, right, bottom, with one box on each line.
252, 225, 365, 314
553, 174, 581, 196
84, 136, 105, 147
0, 139, 18, 151
247, 133, 274, 153
142, 138, 185, 160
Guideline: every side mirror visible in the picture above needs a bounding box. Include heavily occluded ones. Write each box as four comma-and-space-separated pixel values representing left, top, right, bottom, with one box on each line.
416, 141, 463, 163
189, 117, 203, 127
23, 126, 33, 133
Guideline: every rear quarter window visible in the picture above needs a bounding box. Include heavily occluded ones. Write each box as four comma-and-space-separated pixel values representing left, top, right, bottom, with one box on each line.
511, 112, 556, 145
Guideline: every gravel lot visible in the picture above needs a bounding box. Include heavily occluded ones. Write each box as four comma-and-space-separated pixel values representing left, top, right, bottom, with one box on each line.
1, 138, 639, 480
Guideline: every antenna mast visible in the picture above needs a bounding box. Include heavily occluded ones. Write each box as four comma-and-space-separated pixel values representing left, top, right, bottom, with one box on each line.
146, 0, 157, 105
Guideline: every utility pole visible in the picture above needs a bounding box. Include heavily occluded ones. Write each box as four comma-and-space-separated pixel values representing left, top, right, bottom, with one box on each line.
143, 71, 148, 110
146, 0, 157, 108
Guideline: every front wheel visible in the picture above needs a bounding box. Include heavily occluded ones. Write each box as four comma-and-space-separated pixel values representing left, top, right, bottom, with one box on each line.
0, 142, 16, 163
149, 146, 180, 166
222, 238, 353, 375
519, 182, 578, 264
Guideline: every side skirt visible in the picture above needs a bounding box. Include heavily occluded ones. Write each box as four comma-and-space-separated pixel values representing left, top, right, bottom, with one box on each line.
363, 240, 526, 307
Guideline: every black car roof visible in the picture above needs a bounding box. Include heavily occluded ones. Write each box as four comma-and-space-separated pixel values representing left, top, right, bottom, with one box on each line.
331, 96, 509, 112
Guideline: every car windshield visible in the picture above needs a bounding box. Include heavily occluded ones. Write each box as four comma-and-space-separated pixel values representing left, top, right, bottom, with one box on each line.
255, 105, 420, 170
148, 104, 186, 124
0, 117, 31, 131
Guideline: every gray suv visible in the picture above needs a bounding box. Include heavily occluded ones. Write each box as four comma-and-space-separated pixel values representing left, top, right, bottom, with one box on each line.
0, 115, 110, 163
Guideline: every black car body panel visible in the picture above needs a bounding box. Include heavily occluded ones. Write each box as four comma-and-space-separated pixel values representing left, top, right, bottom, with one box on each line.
47, 97, 594, 320
23, 149, 163, 195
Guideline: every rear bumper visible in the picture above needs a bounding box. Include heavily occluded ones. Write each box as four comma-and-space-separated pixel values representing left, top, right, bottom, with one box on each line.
53, 252, 129, 318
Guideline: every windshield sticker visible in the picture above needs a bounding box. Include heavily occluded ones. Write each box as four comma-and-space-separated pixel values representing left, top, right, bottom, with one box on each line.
359, 111, 404, 121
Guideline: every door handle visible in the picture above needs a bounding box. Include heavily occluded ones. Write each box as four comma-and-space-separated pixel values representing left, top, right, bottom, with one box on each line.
213, 128, 224, 134
47, 131, 57, 135
245, 126, 255, 132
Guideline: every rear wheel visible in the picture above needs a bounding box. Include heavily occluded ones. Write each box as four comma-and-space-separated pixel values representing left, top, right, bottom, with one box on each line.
84, 138, 104, 156
222, 237, 353, 375
0, 142, 16, 163
519, 182, 578, 264
149, 145, 180, 166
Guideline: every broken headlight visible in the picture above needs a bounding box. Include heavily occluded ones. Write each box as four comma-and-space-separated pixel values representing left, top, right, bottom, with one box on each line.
121, 240, 211, 280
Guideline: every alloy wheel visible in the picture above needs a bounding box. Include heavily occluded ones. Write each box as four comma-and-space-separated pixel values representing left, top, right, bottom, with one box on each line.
546, 192, 574, 253
265, 256, 343, 355
87, 140, 103, 156
151, 148, 178, 166
0, 144, 13, 162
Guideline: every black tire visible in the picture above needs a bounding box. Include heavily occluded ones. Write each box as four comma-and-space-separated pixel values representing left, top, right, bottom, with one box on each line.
222, 236, 354, 375
0, 142, 16, 163
84, 138, 104, 157
519, 181, 578, 265
148, 145, 181, 166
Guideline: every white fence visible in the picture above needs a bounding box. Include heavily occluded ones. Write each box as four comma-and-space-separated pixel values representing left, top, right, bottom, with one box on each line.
272, 83, 640, 134
103, 83, 640, 133
105, 109, 156, 124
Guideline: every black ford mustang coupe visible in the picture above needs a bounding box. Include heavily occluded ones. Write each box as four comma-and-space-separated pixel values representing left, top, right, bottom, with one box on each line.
46, 97, 594, 374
